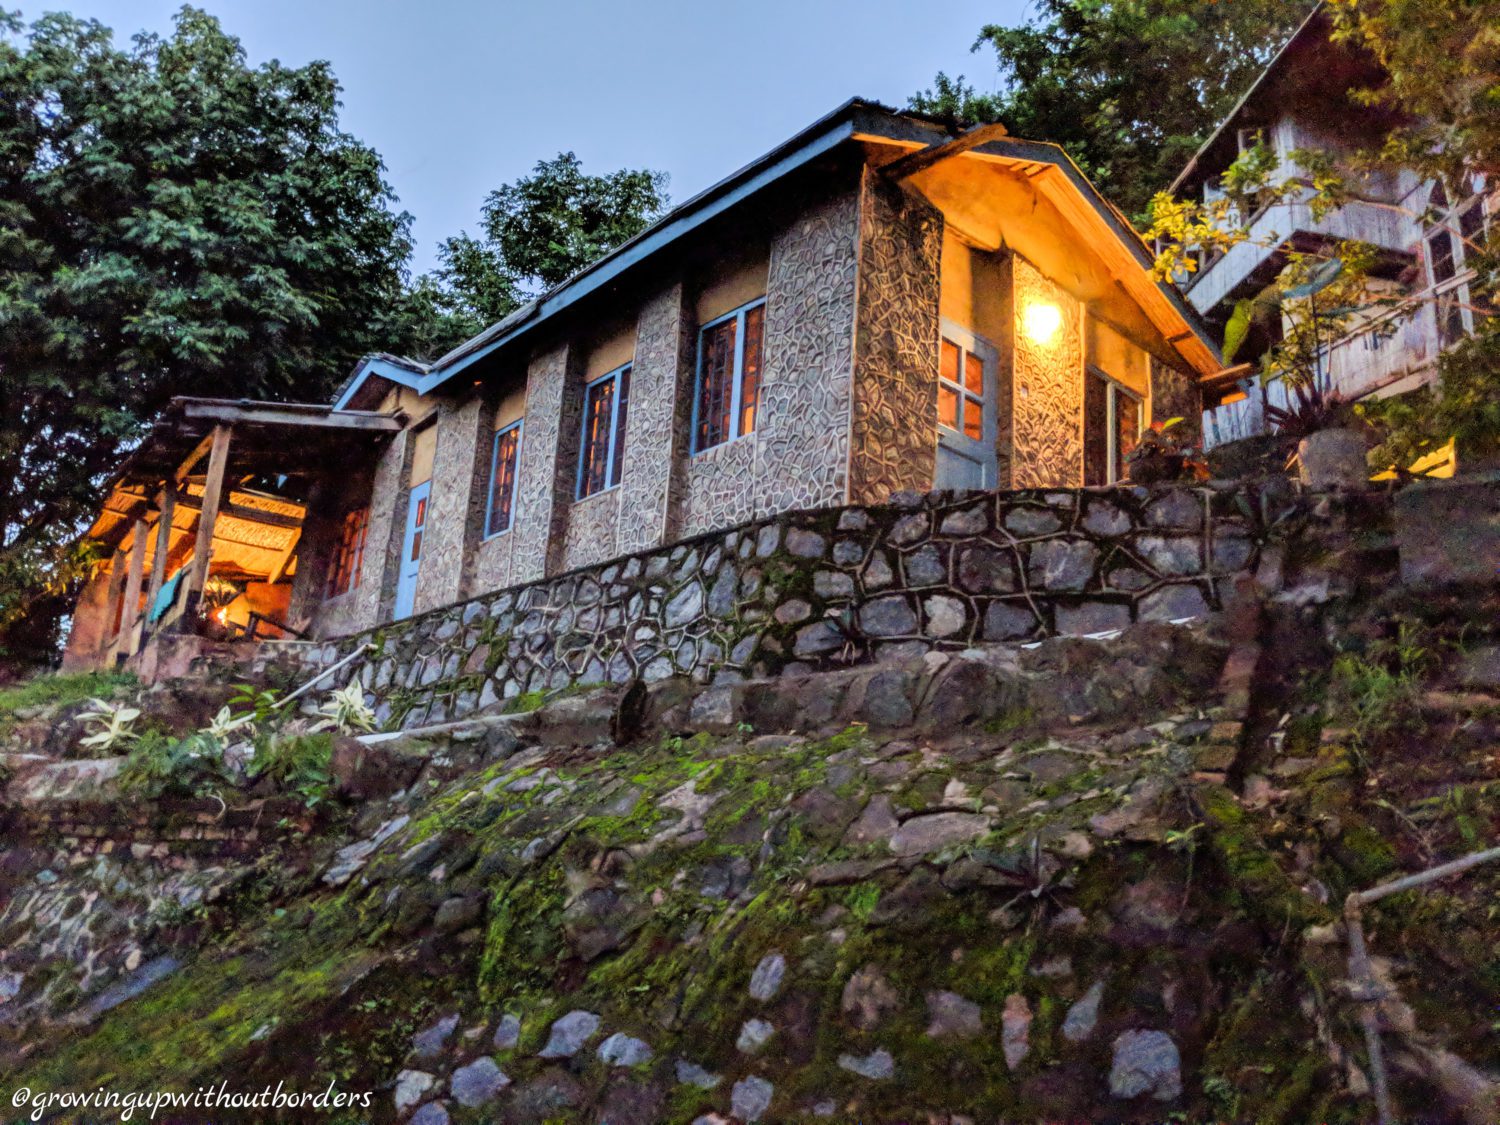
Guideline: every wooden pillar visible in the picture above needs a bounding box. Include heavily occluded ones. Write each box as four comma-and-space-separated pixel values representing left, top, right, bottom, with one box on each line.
99, 548, 128, 662
121, 518, 148, 655
181, 425, 232, 627
142, 479, 177, 632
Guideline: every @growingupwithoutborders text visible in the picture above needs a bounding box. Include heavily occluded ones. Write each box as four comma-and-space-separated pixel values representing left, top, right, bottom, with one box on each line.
8, 1080, 374, 1121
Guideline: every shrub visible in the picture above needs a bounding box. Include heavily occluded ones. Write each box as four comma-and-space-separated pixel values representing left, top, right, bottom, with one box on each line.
247, 731, 335, 808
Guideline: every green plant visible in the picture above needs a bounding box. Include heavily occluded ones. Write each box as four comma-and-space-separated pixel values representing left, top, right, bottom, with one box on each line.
76, 697, 143, 753
119, 731, 234, 799
203, 705, 255, 744
0, 670, 136, 722
247, 732, 335, 808
1330, 623, 1430, 751
229, 684, 285, 724
311, 682, 376, 736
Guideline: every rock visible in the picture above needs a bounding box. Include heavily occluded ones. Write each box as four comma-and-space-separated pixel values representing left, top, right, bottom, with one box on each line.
748, 952, 787, 1002
538, 1009, 601, 1058
923, 595, 967, 638
1457, 645, 1500, 691
449, 1056, 509, 1107
1029, 540, 1098, 591
844, 795, 899, 845
1002, 994, 1031, 1070
859, 596, 918, 638
842, 964, 900, 1030
737, 1017, 775, 1053
492, 1012, 522, 1050
731, 1075, 775, 1123
925, 991, 983, 1039
786, 528, 826, 558
597, 1032, 654, 1067
1062, 980, 1106, 1042
1109, 1029, 1182, 1101
674, 1060, 722, 1089
888, 812, 990, 856
838, 1048, 895, 1080
409, 1102, 450, 1125
433, 895, 482, 933
394, 1070, 435, 1113
410, 1013, 460, 1060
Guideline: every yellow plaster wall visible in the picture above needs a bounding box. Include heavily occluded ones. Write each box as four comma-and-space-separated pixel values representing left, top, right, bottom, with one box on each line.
694, 244, 770, 325
408, 423, 437, 486
1087, 317, 1151, 399
494, 386, 526, 429
939, 230, 1010, 348
587, 322, 637, 380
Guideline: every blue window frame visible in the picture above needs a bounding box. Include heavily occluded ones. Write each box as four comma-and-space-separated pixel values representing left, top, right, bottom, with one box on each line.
484, 420, 523, 537
577, 364, 631, 498
692, 298, 765, 453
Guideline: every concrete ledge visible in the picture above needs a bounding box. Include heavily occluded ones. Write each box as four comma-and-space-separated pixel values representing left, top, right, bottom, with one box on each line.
1396, 475, 1500, 590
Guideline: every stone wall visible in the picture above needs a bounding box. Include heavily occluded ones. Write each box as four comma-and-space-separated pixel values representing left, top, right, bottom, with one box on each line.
282, 481, 1326, 731
417, 397, 488, 614
623, 282, 692, 553
1011, 257, 1084, 489
849, 169, 942, 504
510, 343, 571, 586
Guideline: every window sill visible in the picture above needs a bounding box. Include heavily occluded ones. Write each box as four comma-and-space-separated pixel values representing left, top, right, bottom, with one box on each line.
691, 429, 757, 459
323, 586, 359, 605
481, 526, 513, 543
575, 483, 622, 502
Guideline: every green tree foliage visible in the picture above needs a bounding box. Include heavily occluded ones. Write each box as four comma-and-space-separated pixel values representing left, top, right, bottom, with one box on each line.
0, 7, 412, 667
911, 0, 1310, 214
400, 153, 670, 357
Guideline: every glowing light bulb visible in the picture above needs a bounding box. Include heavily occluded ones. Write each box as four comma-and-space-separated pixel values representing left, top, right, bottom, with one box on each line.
1023, 301, 1063, 345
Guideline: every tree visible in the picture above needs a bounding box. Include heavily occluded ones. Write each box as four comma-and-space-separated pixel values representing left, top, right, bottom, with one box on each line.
911, 0, 1310, 214
0, 7, 413, 668
397, 153, 670, 359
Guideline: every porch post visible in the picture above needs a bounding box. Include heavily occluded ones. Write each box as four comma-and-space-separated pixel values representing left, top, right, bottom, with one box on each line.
99, 547, 128, 662
142, 479, 176, 632
121, 518, 148, 655
181, 424, 232, 627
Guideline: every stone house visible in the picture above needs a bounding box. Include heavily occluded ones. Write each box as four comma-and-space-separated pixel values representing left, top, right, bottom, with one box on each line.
1176, 7, 1496, 449
65, 100, 1221, 673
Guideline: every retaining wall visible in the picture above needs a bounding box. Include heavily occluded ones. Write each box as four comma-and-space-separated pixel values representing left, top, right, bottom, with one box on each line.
262, 480, 1377, 732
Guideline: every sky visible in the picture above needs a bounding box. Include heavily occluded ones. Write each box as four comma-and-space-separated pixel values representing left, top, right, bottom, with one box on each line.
57, 0, 1028, 275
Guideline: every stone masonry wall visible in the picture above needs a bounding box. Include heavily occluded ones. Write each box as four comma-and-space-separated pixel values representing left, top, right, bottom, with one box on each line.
279, 480, 1335, 732
849, 168, 942, 505
1012, 257, 1084, 489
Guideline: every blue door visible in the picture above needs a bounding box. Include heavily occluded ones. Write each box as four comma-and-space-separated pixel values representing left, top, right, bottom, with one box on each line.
394, 480, 430, 620
935, 322, 1000, 489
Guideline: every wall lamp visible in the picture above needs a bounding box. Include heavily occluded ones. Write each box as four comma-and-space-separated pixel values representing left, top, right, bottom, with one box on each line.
1023, 300, 1063, 345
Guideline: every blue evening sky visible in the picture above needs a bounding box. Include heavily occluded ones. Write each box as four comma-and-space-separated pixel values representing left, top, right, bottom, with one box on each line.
64, 0, 1028, 274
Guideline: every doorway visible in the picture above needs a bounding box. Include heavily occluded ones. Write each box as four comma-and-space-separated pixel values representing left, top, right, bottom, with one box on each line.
935, 323, 999, 489
394, 479, 430, 620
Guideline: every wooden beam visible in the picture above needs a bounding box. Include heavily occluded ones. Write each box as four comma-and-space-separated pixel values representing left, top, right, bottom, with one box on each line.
178, 400, 403, 432
99, 547, 128, 661
181, 425, 232, 624
267, 528, 301, 585
121, 518, 148, 655
143, 480, 177, 631
878, 122, 1011, 182
173, 430, 218, 484
173, 492, 304, 531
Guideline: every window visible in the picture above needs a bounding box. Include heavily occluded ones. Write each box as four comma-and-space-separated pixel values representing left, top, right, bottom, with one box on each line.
485, 421, 522, 537
939, 337, 985, 441
1425, 178, 1491, 343
577, 364, 630, 498
1084, 370, 1143, 486
693, 299, 765, 452
327, 507, 369, 598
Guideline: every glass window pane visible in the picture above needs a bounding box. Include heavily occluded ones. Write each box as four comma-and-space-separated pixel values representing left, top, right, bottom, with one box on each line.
964, 351, 984, 395
487, 426, 520, 536
1430, 231, 1457, 284
579, 375, 616, 496
1458, 200, 1484, 246
940, 338, 960, 385
414, 497, 426, 526
1115, 390, 1141, 483
938, 386, 959, 430
963, 398, 983, 440
739, 305, 764, 437
410, 529, 422, 561
610, 367, 631, 488
697, 319, 737, 451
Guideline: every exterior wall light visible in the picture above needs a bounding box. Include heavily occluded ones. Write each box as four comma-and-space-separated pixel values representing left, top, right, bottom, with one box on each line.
1023, 300, 1063, 345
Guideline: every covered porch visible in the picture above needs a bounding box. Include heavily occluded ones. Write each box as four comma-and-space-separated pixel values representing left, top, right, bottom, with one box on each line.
63, 397, 403, 677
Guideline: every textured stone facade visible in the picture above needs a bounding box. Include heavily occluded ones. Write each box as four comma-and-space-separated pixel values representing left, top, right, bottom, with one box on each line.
416, 397, 487, 614
850, 170, 943, 504
1011, 258, 1084, 489
560, 489, 621, 572
286, 481, 1296, 731
622, 283, 691, 553
510, 344, 570, 585
753, 185, 861, 518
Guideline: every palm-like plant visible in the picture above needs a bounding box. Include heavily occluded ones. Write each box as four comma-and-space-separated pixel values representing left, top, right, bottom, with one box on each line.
311, 681, 376, 735
77, 698, 142, 752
